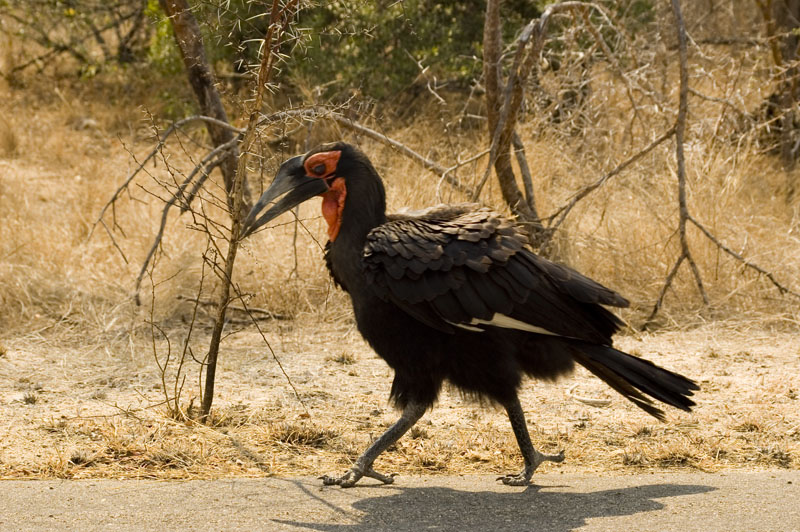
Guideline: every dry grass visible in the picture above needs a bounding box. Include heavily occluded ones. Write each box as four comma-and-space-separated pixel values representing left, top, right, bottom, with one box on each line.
0, 117, 19, 158
1, 21, 799, 480
1, 323, 797, 480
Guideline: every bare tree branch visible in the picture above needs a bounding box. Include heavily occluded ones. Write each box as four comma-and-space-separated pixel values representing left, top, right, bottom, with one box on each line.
687, 214, 800, 299
645, 0, 708, 327
332, 115, 471, 194
575, 5, 644, 134
512, 132, 537, 214
688, 87, 748, 117
476, 1, 628, 244
133, 135, 241, 303
545, 125, 676, 231
89, 115, 244, 241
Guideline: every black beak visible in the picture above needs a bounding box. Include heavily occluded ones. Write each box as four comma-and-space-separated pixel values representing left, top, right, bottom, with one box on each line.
240, 155, 329, 239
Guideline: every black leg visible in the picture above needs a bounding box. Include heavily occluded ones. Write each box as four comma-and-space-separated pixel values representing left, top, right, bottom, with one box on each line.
497, 396, 564, 486
322, 400, 426, 487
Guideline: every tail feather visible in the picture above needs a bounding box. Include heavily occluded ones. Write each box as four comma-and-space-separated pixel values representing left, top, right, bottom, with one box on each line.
572, 343, 698, 421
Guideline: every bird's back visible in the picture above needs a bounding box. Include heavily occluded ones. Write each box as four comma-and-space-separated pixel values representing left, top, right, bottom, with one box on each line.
359, 203, 628, 343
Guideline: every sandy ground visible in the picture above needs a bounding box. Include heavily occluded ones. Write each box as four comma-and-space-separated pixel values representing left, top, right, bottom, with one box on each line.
0, 319, 798, 480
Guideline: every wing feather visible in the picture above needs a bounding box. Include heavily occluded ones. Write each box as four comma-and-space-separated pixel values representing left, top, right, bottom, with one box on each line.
362, 204, 627, 342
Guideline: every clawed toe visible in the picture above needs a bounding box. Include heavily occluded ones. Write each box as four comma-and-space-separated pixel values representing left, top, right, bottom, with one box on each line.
548, 450, 566, 463
497, 449, 566, 486
363, 468, 398, 484
496, 472, 530, 486
320, 466, 396, 487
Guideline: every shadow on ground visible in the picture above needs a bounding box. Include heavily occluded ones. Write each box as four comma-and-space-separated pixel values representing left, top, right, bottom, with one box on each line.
276, 480, 715, 532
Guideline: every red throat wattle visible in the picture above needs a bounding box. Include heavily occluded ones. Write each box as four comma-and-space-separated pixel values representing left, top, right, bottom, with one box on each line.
321, 178, 346, 241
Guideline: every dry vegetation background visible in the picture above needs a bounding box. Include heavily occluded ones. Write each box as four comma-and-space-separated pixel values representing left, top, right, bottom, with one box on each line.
0, 1, 799, 480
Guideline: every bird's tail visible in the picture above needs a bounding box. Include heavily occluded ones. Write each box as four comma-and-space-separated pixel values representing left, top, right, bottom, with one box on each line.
571, 343, 699, 420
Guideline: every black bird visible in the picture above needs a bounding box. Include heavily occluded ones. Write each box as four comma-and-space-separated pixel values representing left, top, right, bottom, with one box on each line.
241, 142, 698, 487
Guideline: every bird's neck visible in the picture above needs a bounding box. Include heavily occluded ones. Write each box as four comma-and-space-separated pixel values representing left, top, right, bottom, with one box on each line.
333, 198, 386, 252
326, 177, 387, 289
332, 173, 387, 247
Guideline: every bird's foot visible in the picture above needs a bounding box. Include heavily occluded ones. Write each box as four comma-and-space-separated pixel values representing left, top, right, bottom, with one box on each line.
497, 449, 565, 486
321, 465, 397, 488
496, 471, 531, 486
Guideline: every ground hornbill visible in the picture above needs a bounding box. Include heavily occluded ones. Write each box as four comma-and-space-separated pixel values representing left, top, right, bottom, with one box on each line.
241, 142, 698, 487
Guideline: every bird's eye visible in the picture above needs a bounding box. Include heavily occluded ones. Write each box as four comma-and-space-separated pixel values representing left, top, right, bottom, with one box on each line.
304, 150, 341, 178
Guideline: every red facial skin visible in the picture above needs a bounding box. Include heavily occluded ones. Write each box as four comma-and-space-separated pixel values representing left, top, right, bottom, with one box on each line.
304, 151, 346, 241
321, 178, 346, 241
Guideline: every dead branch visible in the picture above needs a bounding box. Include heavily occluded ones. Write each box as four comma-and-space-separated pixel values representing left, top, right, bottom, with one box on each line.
436, 149, 490, 202
544, 125, 676, 235
178, 135, 244, 213
687, 214, 800, 299
512, 132, 537, 214
231, 285, 309, 416
688, 87, 748, 117
476, 1, 628, 243
133, 135, 241, 303
332, 115, 470, 194
645, 0, 708, 328
176, 295, 290, 319
89, 115, 244, 241
574, 5, 644, 135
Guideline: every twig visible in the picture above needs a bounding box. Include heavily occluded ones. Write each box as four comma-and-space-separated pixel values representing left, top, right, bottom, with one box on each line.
404, 49, 446, 104
179, 135, 242, 213
646, 253, 685, 327
543, 126, 676, 235
567, 384, 612, 407
687, 214, 800, 299
89, 115, 244, 241
688, 87, 748, 117
575, 5, 644, 134
133, 135, 241, 303
98, 218, 129, 264
171, 245, 208, 420
331, 115, 470, 194
436, 149, 490, 201
512, 132, 537, 213
232, 286, 309, 418
176, 295, 291, 319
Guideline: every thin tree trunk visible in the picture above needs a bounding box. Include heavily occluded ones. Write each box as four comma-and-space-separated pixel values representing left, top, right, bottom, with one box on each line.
481, 0, 544, 244
158, 0, 250, 214
200, 0, 298, 421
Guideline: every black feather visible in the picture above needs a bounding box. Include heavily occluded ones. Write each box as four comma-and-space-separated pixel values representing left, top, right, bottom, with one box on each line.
313, 145, 696, 427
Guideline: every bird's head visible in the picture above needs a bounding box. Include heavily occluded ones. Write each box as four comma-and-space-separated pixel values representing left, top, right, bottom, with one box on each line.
241, 142, 384, 241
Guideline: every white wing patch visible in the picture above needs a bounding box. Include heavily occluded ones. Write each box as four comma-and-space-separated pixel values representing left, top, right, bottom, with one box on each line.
449, 321, 484, 332
448, 314, 560, 336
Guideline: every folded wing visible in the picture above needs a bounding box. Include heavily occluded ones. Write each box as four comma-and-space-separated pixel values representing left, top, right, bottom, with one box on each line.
362, 204, 628, 344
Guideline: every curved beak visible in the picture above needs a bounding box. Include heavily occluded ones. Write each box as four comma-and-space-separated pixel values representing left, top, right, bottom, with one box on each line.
240, 155, 328, 239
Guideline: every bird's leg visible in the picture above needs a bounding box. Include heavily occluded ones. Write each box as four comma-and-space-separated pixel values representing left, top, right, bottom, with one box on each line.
322, 400, 426, 487
497, 397, 565, 486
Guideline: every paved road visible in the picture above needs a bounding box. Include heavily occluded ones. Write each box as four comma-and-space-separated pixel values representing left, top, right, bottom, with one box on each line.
1, 471, 798, 531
